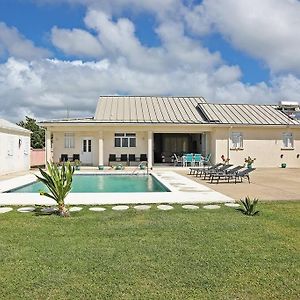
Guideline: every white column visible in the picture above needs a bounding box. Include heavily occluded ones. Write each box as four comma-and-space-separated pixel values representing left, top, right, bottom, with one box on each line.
98, 131, 104, 166
147, 131, 153, 168
45, 130, 52, 164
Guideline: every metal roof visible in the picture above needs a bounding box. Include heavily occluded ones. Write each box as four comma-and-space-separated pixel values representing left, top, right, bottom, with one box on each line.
94, 96, 207, 124
197, 103, 300, 125
0, 119, 31, 134
39, 96, 300, 126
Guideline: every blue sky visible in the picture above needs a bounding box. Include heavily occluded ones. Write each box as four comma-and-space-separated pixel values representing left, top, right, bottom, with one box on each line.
0, 0, 299, 120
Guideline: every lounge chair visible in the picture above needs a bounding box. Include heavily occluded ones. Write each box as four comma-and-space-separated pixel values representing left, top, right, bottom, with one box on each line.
189, 163, 222, 175
231, 168, 256, 184
210, 165, 244, 184
194, 163, 224, 177
140, 154, 147, 162
202, 164, 233, 180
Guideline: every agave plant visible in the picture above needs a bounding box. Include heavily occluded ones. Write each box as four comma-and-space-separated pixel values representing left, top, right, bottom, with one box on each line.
36, 162, 74, 217
236, 196, 259, 216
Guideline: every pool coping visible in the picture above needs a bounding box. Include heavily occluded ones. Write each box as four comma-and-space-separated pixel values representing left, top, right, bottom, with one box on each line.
0, 171, 234, 206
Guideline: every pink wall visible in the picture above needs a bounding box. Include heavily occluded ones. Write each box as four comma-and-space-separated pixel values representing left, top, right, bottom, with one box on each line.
30, 148, 45, 167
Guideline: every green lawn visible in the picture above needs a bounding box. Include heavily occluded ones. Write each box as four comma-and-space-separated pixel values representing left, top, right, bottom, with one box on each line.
0, 202, 299, 299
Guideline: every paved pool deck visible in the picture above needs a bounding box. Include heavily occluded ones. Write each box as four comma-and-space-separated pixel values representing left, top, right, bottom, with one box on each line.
0, 169, 233, 206
175, 167, 300, 201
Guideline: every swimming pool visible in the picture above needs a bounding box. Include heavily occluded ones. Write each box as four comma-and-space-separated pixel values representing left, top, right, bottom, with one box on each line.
9, 174, 170, 193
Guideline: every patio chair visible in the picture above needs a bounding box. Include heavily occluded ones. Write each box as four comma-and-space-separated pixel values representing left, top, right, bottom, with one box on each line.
193, 154, 202, 166
109, 154, 116, 162
72, 154, 80, 161
173, 153, 183, 166
202, 153, 211, 166
210, 165, 244, 184
184, 153, 194, 167
60, 154, 68, 163
120, 154, 128, 162
140, 154, 147, 162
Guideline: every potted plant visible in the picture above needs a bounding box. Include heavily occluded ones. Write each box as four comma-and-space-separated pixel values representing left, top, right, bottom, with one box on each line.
115, 163, 124, 170
221, 155, 230, 165
98, 165, 104, 170
74, 159, 81, 170
244, 156, 256, 168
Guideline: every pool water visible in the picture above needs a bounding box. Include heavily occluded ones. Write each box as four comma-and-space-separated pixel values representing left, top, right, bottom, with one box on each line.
11, 175, 169, 193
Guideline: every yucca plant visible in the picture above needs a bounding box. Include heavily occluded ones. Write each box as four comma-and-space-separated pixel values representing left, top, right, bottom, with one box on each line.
36, 162, 74, 217
236, 196, 259, 216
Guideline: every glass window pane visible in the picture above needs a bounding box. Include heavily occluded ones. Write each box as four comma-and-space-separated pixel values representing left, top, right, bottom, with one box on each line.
122, 138, 128, 147
115, 138, 121, 147
115, 133, 124, 137
83, 140, 86, 152
129, 138, 136, 147
88, 140, 91, 152
126, 133, 136, 137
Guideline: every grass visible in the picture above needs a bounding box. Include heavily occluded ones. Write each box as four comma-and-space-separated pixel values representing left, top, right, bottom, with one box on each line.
0, 201, 299, 299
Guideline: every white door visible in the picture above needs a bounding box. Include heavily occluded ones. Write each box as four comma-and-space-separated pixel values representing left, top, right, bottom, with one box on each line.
81, 138, 93, 165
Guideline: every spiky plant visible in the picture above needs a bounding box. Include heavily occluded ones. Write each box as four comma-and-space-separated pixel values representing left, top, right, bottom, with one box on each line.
236, 196, 259, 216
36, 162, 74, 217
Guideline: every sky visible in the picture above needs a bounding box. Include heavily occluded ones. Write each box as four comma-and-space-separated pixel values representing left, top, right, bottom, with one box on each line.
0, 0, 300, 121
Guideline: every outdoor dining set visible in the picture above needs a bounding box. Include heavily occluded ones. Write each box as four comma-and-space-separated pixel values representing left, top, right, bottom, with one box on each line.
173, 153, 211, 167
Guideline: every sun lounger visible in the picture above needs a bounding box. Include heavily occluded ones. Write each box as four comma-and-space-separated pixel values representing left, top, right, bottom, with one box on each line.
210, 165, 244, 183
202, 164, 233, 180
189, 163, 222, 175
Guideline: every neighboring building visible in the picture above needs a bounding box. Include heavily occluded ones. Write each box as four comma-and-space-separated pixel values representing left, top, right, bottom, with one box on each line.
0, 119, 31, 176
40, 96, 300, 168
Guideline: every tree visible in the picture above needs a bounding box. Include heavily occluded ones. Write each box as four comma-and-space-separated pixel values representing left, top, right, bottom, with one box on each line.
18, 116, 45, 149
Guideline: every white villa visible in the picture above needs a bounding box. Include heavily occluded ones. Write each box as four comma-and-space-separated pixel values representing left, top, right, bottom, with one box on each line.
40, 96, 300, 168
0, 119, 31, 176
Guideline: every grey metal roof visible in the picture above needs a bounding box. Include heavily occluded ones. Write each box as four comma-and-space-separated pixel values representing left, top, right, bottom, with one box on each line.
94, 96, 207, 124
197, 103, 300, 125
39, 96, 300, 126
0, 119, 31, 134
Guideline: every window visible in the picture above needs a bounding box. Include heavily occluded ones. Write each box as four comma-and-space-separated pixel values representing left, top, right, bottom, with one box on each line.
230, 132, 243, 149
282, 132, 294, 149
114, 133, 136, 148
64, 133, 75, 148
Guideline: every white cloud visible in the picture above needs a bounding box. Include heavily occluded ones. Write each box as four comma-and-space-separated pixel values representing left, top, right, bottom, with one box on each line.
1, 1, 300, 122
51, 26, 103, 57
194, 0, 300, 74
1, 57, 299, 122
0, 22, 51, 60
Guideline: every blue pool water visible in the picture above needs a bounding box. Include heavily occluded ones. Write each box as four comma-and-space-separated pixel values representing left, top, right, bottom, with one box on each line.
10, 175, 169, 193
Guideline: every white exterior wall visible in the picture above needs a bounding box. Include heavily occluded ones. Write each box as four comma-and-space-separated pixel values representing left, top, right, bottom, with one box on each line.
213, 127, 300, 168
49, 125, 211, 166
0, 129, 31, 175
47, 123, 300, 168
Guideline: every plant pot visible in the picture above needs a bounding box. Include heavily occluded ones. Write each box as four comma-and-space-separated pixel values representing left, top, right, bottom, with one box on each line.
281, 163, 286, 168
140, 165, 146, 170
98, 165, 104, 170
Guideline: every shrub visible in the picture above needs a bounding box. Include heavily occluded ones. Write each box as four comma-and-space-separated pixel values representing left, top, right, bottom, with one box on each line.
236, 196, 259, 216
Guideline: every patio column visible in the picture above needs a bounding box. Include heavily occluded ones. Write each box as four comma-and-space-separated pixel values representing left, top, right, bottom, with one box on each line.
45, 129, 52, 163
147, 131, 153, 168
98, 131, 104, 166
